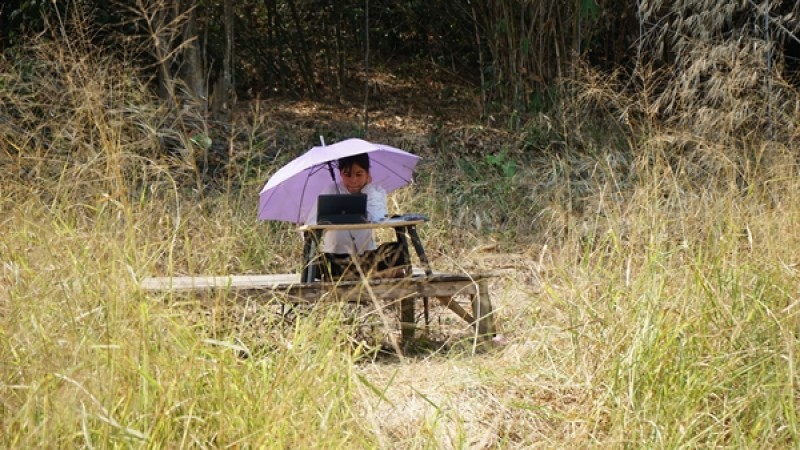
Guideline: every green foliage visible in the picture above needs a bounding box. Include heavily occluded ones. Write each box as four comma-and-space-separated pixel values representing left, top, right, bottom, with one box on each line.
454, 149, 517, 195
485, 148, 518, 179
0, 0, 648, 121
579, 0, 600, 20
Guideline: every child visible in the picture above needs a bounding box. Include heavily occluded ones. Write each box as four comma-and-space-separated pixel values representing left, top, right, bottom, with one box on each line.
306, 153, 408, 279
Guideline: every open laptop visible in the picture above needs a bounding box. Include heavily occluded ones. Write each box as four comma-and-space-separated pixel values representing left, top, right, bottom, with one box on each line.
316, 193, 368, 224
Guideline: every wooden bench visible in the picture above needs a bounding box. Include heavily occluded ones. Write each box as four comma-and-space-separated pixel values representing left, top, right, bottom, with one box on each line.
140, 272, 497, 342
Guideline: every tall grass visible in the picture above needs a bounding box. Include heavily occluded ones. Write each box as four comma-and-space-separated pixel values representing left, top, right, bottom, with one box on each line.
0, 161, 373, 447
3, 13, 800, 449
542, 158, 800, 446
0, 29, 373, 447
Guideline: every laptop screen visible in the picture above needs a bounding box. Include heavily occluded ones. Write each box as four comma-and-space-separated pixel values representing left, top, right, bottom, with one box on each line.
316, 194, 368, 224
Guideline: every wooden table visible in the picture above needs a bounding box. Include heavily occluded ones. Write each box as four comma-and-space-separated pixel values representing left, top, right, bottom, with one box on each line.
140, 217, 498, 344
297, 218, 433, 284
140, 272, 497, 343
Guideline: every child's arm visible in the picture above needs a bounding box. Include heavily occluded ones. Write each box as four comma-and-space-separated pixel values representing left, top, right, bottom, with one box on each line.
362, 184, 388, 222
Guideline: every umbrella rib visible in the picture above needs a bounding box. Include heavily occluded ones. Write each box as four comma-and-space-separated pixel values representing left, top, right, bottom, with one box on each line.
296, 172, 313, 224
295, 163, 333, 223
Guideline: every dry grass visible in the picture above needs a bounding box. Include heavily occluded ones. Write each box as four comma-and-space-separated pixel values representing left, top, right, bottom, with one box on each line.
3, 9, 800, 448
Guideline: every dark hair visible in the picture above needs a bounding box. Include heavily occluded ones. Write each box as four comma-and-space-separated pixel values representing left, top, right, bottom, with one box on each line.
337, 153, 370, 172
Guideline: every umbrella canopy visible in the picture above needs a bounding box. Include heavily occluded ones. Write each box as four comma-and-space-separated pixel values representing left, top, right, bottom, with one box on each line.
257, 138, 420, 223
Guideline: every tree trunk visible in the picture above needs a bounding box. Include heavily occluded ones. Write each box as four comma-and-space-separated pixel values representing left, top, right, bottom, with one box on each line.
153, 3, 177, 104
212, 0, 234, 120
287, 0, 316, 96
334, 0, 345, 102
363, 0, 370, 138
182, 0, 206, 107
263, 0, 291, 94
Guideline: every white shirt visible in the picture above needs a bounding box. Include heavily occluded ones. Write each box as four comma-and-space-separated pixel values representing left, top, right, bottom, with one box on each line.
305, 182, 388, 254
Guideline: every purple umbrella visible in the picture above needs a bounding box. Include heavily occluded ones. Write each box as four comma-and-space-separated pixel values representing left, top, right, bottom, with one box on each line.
257, 138, 421, 223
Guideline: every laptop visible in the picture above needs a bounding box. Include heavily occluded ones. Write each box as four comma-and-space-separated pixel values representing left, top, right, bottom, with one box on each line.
316, 193, 368, 224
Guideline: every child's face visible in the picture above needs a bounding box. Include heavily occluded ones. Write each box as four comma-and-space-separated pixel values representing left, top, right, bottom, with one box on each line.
340, 163, 371, 194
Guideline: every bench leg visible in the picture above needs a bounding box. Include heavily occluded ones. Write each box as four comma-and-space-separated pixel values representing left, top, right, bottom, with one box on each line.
400, 297, 416, 343
437, 296, 474, 324
471, 278, 496, 339
423, 296, 430, 327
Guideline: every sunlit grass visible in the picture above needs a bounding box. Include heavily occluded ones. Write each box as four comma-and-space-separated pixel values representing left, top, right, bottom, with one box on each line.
2, 16, 800, 448
2, 195, 372, 447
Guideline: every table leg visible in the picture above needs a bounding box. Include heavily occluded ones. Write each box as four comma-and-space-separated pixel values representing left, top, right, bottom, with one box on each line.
301, 230, 321, 283
471, 278, 496, 338
407, 226, 433, 276
394, 227, 412, 269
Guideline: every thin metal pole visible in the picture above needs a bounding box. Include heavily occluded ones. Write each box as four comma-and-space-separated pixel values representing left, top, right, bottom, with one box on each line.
764, 0, 773, 140
363, 0, 370, 139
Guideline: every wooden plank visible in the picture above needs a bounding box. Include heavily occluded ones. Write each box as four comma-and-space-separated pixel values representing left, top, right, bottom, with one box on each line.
139, 272, 499, 339
140, 275, 489, 307
230, 278, 482, 303
140, 272, 495, 293
288, 279, 482, 300
436, 296, 474, 324
140, 274, 300, 291
299, 219, 424, 232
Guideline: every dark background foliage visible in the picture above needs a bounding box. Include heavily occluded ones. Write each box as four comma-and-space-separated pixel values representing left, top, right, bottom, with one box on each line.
2, 1, 799, 123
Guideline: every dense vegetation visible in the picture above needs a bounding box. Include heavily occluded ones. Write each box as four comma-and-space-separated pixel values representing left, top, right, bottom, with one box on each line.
2, 1, 800, 448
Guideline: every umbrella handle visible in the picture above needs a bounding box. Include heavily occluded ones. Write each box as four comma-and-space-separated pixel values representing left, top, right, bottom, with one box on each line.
326, 162, 340, 194
320, 135, 341, 194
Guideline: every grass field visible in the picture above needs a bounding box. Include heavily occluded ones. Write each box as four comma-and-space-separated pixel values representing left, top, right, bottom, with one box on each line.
2, 34, 800, 448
